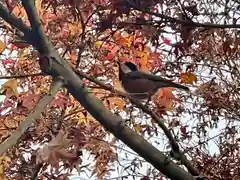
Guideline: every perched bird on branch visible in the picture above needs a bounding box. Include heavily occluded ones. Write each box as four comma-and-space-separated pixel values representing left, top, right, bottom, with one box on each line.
117, 61, 189, 100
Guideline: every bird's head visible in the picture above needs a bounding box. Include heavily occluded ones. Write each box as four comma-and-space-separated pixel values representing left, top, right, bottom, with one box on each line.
117, 61, 138, 74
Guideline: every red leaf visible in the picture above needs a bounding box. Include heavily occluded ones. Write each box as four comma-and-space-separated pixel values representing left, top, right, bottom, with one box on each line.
180, 126, 188, 136
50, 94, 69, 108
162, 37, 171, 45
2, 58, 14, 65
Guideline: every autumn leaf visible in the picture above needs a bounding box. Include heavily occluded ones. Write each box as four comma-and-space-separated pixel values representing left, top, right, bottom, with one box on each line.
36, 130, 79, 166
106, 97, 126, 109
1, 79, 19, 98
21, 92, 41, 110
77, 111, 95, 125
154, 88, 176, 111
77, 111, 89, 125
0, 156, 11, 178
180, 72, 197, 84
135, 50, 149, 72
2, 57, 14, 65
50, 93, 70, 109
134, 123, 142, 133
0, 40, 6, 53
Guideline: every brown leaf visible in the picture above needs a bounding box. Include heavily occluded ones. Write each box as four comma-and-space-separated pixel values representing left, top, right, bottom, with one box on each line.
36, 130, 78, 166
21, 92, 41, 110
180, 72, 197, 84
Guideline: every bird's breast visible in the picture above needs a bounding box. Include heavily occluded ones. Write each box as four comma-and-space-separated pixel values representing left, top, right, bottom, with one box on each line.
121, 78, 158, 99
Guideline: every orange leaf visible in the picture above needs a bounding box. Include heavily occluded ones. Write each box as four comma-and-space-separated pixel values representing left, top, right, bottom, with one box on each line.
107, 97, 126, 109
0, 40, 6, 53
1, 79, 18, 98
154, 88, 176, 111
180, 72, 197, 84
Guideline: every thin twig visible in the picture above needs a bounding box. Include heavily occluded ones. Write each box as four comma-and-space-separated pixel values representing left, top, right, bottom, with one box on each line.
125, 0, 240, 29
0, 73, 46, 79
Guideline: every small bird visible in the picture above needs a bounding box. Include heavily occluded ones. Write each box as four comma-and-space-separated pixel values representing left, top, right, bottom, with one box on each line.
117, 61, 189, 99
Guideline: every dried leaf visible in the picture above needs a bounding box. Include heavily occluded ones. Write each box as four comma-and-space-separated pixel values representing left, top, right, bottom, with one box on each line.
1, 79, 18, 98
36, 130, 78, 166
107, 97, 126, 109
180, 72, 197, 84
21, 92, 41, 110
0, 40, 6, 53
154, 88, 176, 111
134, 124, 142, 133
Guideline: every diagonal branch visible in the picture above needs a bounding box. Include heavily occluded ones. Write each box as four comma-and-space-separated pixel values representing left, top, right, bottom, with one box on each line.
0, 2, 31, 34
0, 73, 45, 79
0, 78, 63, 156
21, 0, 51, 53
125, 0, 240, 29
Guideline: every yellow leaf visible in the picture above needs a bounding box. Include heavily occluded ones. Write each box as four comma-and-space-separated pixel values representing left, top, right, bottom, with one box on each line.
180, 72, 197, 84
77, 112, 95, 125
0, 40, 6, 53
1, 79, 18, 97
95, 41, 104, 48
0, 156, 11, 165
134, 124, 142, 133
115, 80, 122, 89
68, 23, 82, 36
77, 114, 89, 125
135, 50, 149, 72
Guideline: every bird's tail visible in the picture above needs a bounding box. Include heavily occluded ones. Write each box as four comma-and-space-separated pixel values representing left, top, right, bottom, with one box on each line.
157, 81, 190, 91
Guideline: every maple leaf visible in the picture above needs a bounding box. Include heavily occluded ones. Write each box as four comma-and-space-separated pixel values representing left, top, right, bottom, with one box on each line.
5, 0, 18, 11
0, 156, 11, 178
106, 97, 126, 109
154, 88, 176, 111
0, 40, 6, 53
21, 92, 41, 110
1, 79, 19, 98
50, 93, 69, 109
2, 58, 14, 65
180, 72, 197, 84
36, 130, 79, 166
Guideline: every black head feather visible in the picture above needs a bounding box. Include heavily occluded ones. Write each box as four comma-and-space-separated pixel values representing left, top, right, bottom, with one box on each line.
124, 62, 138, 71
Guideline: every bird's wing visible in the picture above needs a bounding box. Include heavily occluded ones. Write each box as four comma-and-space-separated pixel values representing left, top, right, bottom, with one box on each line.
125, 71, 189, 91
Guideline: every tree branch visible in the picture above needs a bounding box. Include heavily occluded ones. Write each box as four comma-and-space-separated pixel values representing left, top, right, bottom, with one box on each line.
21, 0, 51, 54
0, 78, 63, 156
125, 0, 240, 29
0, 73, 45, 79
0, 2, 31, 34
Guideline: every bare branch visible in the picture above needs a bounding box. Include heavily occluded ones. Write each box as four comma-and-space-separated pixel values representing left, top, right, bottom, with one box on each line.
0, 73, 46, 79
21, 0, 53, 53
0, 2, 31, 34
125, 0, 240, 29
0, 78, 63, 156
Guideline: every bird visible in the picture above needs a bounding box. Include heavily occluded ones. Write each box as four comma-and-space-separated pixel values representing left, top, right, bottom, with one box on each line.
117, 61, 189, 100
